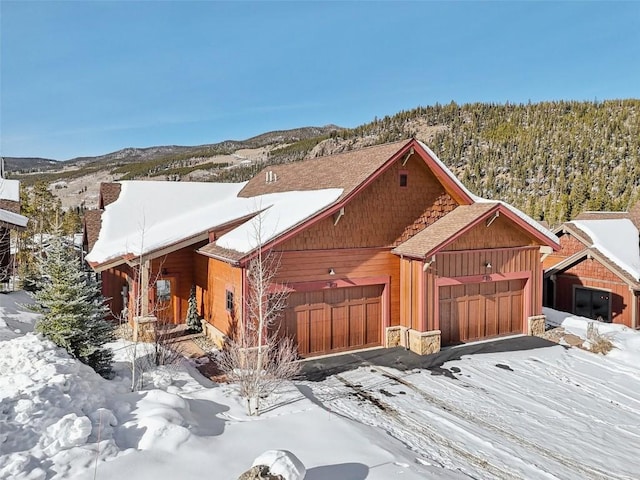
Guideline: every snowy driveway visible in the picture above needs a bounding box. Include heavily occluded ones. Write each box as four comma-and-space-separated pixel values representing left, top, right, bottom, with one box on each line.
300, 337, 640, 480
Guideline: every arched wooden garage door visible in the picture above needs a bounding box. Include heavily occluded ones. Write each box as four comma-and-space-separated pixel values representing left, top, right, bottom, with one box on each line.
439, 279, 525, 346
282, 285, 384, 357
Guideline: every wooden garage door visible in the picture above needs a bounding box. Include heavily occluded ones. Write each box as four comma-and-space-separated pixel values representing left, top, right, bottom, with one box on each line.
439, 279, 525, 346
282, 285, 383, 357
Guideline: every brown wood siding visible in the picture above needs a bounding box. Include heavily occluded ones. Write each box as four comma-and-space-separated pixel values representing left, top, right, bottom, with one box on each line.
399, 258, 424, 330
274, 248, 400, 326
282, 285, 383, 357
101, 264, 132, 320
202, 256, 242, 336
444, 215, 538, 251
194, 253, 209, 321
555, 257, 632, 327
279, 154, 457, 251
435, 247, 543, 317
150, 246, 198, 323
439, 279, 525, 345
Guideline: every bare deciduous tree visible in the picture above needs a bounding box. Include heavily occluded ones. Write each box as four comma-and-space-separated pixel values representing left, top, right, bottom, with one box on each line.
115, 221, 184, 391
218, 210, 300, 415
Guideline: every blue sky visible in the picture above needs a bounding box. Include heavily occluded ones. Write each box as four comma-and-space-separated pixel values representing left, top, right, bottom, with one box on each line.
1, 1, 639, 161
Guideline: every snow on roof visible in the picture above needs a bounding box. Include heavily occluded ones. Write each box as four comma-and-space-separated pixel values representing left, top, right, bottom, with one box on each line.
417, 140, 559, 246
86, 180, 343, 265
0, 178, 20, 202
87, 181, 248, 264
0, 208, 28, 228
570, 218, 640, 281
215, 188, 343, 253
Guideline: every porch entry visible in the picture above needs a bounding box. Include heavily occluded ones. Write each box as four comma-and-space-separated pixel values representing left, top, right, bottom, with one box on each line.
155, 277, 179, 324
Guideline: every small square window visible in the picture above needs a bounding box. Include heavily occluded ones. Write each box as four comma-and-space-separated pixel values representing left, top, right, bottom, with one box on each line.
399, 173, 408, 187
226, 290, 234, 312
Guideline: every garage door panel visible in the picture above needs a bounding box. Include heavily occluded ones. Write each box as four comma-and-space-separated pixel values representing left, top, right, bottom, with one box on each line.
331, 305, 348, 350
485, 296, 497, 338
348, 304, 365, 347
284, 285, 383, 357
440, 279, 525, 346
467, 297, 482, 341
497, 295, 512, 335
308, 307, 329, 355
366, 302, 381, 345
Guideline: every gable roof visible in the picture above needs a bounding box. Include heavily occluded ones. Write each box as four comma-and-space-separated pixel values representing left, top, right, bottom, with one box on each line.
392, 201, 558, 259
86, 180, 343, 269
99, 183, 122, 209
82, 210, 103, 253
88, 139, 559, 269
392, 203, 498, 258
568, 219, 640, 282
239, 140, 409, 200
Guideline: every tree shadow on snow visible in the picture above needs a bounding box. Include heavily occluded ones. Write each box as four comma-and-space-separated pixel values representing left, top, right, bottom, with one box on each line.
301, 335, 561, 382
305, 462, 369, 480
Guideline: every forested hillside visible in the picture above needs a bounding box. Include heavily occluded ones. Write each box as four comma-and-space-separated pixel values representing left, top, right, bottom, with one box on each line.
276, 99, 640, 227
7, 100, 639, 228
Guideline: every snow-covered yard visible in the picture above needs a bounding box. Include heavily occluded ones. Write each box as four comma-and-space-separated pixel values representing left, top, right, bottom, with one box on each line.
1, 291, 639, 480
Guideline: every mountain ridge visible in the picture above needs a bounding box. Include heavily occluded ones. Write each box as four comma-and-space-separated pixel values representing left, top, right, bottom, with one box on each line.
5, 100, 640, 226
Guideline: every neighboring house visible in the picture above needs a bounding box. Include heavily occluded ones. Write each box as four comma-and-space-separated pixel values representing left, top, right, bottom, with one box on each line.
86, 139, 559, 356
544, 202, 640, 329
0, 172, 28, 282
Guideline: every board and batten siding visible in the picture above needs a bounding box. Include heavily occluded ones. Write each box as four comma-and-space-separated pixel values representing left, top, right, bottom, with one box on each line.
418, 246, 543, 332
555, 258, 633, 327
274, 248, 401, 327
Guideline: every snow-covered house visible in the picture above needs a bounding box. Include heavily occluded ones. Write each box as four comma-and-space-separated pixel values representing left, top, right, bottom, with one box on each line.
86, 139, 559, 356
1, 175, 28, 282
544, 202, 640, 329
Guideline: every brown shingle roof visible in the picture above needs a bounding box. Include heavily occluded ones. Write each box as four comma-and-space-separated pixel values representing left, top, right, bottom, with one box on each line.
392, 203, 498, 258
99, 183, 122, 209
238, 140, 411, 200
628, 200, 640, 230
197, 243, 245, 263
83, 210, 103, 253
573, 211, 629, 221
0, 199, 20, 214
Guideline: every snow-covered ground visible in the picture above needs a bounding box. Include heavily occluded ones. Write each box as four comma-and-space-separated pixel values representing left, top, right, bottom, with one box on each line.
1, 292, 639, 480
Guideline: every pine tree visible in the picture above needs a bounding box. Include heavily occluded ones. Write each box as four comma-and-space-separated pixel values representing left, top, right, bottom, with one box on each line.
185, 285, 202, 333
31, 229, 114, 378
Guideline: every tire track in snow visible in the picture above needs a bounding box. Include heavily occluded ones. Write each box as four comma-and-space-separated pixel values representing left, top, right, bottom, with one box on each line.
332, 374, 526, 480
370, 365, 628, 480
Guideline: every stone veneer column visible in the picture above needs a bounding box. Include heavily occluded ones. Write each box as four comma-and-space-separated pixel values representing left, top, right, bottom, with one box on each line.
527, 315, 546, 337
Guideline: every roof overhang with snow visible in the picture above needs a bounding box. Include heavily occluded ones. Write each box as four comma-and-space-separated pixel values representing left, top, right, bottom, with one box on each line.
86, 180, 343, 270
0, 179, 20, 202
552, 219, 640, 285
0, 208, 28, 229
